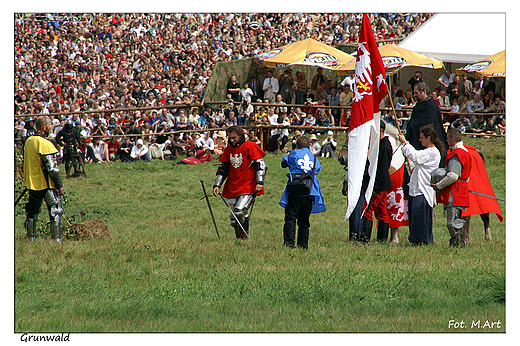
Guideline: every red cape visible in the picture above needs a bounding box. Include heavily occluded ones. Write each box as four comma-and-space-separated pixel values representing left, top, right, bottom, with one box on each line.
462, 145, 503, 221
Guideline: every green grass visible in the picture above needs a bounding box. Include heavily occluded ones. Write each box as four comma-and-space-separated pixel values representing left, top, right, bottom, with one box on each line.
13, 135, 505, 333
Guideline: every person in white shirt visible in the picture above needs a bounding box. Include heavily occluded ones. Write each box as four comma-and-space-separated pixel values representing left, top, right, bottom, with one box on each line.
240, 83, 254, 103
309, 134, 321, 155
196, 132, 215, 153
437, 70, 454, 91
398, 124, 445, 245
131, 139, 151, 162
262, 70, 279, 103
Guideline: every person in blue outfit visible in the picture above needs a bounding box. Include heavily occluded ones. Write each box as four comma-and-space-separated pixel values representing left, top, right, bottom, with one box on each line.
279, 135, 326, 249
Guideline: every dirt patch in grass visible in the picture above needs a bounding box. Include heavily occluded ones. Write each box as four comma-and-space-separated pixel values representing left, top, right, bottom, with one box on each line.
66, 219, 110, 241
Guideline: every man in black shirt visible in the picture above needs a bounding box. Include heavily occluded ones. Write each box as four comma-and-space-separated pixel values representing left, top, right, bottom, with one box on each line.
358, 120, 393, 244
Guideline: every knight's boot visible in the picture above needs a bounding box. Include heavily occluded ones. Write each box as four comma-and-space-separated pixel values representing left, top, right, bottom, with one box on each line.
25, 218, 37, 241
447, 209, 466, 248
358, 219, 373, 244
45, 189, 64, 243
50, 220, 62, 243
242, 218, 250, 239
376, 221, 389, 243
232, 220, 249, 239
390, 228, 399, 244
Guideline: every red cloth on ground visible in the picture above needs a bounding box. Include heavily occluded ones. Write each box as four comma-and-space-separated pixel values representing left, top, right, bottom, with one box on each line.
461, 145, 503, 221
181, 149, 212, 164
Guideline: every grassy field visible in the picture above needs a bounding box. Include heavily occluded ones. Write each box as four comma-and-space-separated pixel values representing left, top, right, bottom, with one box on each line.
13, 134, 506, 335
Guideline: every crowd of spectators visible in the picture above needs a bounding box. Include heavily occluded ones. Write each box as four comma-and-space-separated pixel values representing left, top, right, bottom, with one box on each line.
386, 70, 505, 138
14, 12, 461, 163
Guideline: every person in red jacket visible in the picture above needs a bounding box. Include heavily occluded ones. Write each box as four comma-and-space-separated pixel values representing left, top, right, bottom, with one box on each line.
213, 126, 267, 239
432, 128, 472, 247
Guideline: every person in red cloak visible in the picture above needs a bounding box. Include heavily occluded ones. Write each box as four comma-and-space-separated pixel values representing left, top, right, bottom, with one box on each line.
213, 126, 267, 239
176, 145, 212, 165
432, 128, 472, 247
461, 145, 503, 242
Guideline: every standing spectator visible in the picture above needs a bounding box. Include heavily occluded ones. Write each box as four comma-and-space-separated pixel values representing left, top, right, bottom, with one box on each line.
408, 71, 424, 91
437, 70, 454, 92
398, 125, 444, 245
278, 69, 295, 105
256, 67, 269, 101
227, 75, 241, 102
447, 75, 465, 105
310, 67, 328, 92
279, 135, 326, 249
240, 83, 254, 104
262, 69, 279, 103
295, 72, 308, 105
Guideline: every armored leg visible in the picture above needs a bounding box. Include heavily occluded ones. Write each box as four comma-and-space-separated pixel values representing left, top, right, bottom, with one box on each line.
445, 207, 466, 247
25, 218, 38, 241
25, 189, 45, 241
44, 189, 64, 243
228, 195, 255, 239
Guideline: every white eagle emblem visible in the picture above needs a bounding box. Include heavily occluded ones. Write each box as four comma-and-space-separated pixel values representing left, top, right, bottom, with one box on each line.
353, 41, 373, 103
387, 187, 408, 222
230, 153, 243, 169
297, 153, 314, 173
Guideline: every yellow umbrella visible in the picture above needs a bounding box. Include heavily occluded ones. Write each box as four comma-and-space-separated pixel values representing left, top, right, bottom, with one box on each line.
256, 38, 355, 70
337, 43, 444, 75
456, 50, 505, 77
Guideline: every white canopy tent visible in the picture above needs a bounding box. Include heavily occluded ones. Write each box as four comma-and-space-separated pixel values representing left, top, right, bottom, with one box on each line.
399, 13, 505, 64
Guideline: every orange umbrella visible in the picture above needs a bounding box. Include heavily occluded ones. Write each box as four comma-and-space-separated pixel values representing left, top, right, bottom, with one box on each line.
337, 43, 444, 75
256, 38, 355, 70
456, 50, 505, 77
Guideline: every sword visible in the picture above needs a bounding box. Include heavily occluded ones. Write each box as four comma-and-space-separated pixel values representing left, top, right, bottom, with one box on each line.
469, 190, 505, 202
218, 192, 250, 239
15, 188, 27, 207
200, 179, 220, 239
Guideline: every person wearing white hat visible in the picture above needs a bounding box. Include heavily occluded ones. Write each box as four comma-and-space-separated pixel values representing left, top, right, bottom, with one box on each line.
131, 139, 151, 162
309, 134, 321, 156
319, 130, 337, 158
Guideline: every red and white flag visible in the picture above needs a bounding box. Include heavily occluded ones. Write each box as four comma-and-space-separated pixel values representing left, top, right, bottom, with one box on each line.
344, 14, 388, 223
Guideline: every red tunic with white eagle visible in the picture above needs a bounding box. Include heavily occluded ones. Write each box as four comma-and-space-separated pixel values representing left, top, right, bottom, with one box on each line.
220, 140, 266, 199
